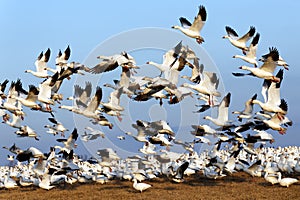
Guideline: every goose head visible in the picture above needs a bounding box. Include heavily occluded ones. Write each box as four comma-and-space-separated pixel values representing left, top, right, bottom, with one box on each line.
196, 36, 204, 44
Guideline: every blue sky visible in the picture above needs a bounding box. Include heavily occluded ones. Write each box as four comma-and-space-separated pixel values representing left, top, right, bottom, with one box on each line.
0, 1, 300, 164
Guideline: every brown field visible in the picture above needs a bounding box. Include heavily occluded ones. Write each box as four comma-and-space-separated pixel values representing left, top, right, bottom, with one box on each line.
1, 172, 299, 200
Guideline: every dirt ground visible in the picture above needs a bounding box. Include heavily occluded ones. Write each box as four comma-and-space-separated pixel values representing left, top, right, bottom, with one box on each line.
1, 172, 299, 200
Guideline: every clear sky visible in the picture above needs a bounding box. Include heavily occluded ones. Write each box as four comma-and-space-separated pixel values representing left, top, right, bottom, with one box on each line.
0, 1, 300, 164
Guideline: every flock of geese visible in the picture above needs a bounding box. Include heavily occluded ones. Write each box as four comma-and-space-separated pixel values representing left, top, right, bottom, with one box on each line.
0, 4, 298, 192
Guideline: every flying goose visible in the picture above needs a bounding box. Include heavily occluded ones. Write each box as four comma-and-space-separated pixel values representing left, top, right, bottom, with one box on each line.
181, 58, 203, 84
223, 26, 256, 54
182, 71, 220, 106
232, 94, 257, 121
0, 79, 9, 99
15, 125, 39, 140
253, 70, 286, 114
13, 85, 41, 110
38, 72, 59, 110
233, 47, 281, 82
89, 51, 138, 74
55, 128, 78, 154
55, 45, 71, 66
44, 117, 68, 136
203, 92, 233, 127
233, 33, 260, 67
67, 82, 92, 108
25, 48, 51, 78
168, 161, 189, 183
172, 5, 207, 44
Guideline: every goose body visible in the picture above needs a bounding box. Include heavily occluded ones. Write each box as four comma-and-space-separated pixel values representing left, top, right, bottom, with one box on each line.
172, 5, 207, 44
132, 178, 152, 192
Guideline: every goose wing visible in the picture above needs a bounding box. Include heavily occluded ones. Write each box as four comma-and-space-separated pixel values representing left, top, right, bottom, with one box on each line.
89, 59, 119, 74
225, 26, 239, 38
217, 93, 231, 122
85, 87, 102, 112
237, 26, 255, 43
190, 5, 207, 32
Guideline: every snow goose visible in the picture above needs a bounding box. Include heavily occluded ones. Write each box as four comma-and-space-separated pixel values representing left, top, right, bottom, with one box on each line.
232, 93, 257, 121
190, 124, 217, 136
233, 33, 260, 67
38, 72, 59, 110
67, 82, 92, 106
90, 115, 113, 129
139, 142, 156, 155
4, 172, 18, 189
223, 26, 256, 54
172, 5, 207, 44
45, 117, 68, 136
253, 70, 287, 114
1, 79, 25, 114
13, 85, 41, 110
264, 171, 279, 185
181, 58, 203, 84
255, 112, 289, 134
165, 86, 193, 105
233, 47, 280, 82
55, 128, 78, 154
25, 48, 50, 78
0, 79, 9, 99
168, 161, 189, 183
132, 178, 152, 193
39, 173, 55, 190
101, 87, 124, 112
203, 92, 232, 127
15, 125, 39, 140
84, 126, 105, 140
55, 45, 71, 66
182, 71, 220, 106
277, 172, 298, 187
2, 113, 22, 128
89, 51, 138, 74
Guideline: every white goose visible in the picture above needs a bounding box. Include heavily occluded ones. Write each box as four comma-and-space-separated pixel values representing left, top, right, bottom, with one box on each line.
132, 178, 152, 193
182, 71, 220, 106
25, 48, 50, 78
233, 47, 281, 82
203, 92, 232, 127
38, 72, 59, 110
233, 33, 260, 67
232, 94, 257, 121
277, 172, 298, 187
172, 5, 207, 44
101, 87, 124, 112
223, 26, 256, 53
55, 45, 71, 66
13, 85, 41, 110
39, 173, 55, 190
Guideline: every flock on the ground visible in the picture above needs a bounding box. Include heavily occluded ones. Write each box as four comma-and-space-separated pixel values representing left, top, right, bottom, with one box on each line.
0, 4, 298, 192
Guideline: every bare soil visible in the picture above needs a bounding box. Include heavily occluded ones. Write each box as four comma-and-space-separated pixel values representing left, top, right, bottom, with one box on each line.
1, 172, 299, 200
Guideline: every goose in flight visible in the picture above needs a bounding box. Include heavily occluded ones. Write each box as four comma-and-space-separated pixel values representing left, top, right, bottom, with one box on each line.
55, 128, 78, 153
12, 85, 41, 110
182, 71, 220, 106
172, 5, 207, 44
203, 92, 233, 127
223, 26, 256, 54
0, 79, 9, 99
253, 70, 287, 114
89, 51, 138, 74
232, 94, 257, 122
233, 33, 260, 67
181, 58, 203, 84
45, 117, 68, 137
168, 161, 189, 183
25, 48, 51, 78
232, 47, 281, 82
55, 45, 71, 66
15, 125, 39, 140
67, 82, 92, 108
38, 72, 59, 111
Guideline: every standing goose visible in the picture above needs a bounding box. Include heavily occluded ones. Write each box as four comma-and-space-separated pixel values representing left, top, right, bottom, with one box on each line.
233, 33, 260, 67
25, 48, 51, 78
223, 26, 256, 54
277, 172, 298, 187
172, 5, 207, 44
132, 178, 152, 193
